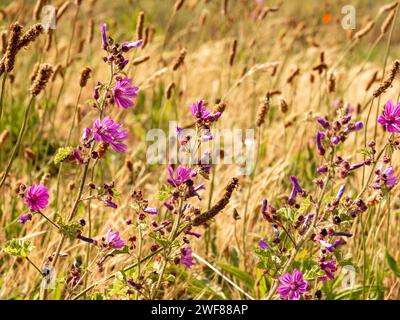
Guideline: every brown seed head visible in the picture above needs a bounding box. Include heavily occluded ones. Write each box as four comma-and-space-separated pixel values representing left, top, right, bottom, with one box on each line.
166, 82, 175, 99
136, 11, 145, 40
229, 39, 237, 67
79, 67, 91, 87
30, 63, 53, 96
172, 48, 187, 71
132, 55, 150, 66
373, 60, 400, 97
87, 19, 94, 44
354, 21, 375, 39
192, 177, 239, 226
256, 94, 270, 127
18, 23, 44, 49
174, 0, 185, 12
381, 10, 396, 34
4, 22, 23, 73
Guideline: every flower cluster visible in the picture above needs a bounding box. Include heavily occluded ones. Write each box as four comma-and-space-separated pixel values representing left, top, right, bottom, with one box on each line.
101, 23, 142, 71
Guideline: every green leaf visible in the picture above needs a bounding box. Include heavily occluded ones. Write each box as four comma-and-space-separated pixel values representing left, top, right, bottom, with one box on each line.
59, 221, 83, 240
156, 184, 172, 201
2, 239, 34, 257
303, 265, 325, 280
54, 147, 74, 165
113, 245, 130, 255
218, 263, 254, 288
149, 232, 170, 248
298, 195, 311, 215
385, 250, 400, 277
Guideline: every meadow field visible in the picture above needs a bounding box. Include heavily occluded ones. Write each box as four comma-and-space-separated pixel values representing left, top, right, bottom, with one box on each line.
0, 0, 399, 300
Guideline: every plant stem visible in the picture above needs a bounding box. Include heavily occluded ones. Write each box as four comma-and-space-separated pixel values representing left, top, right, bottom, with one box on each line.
0, 72, 8, 120
26, 257, 43, 276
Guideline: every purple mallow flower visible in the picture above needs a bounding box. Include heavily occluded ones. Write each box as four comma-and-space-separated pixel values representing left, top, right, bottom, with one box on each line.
319, 259, 337, 281
277, 269, 308, 300
349, 161, 365, 171
320, 240, 335, 253
189, 100, 221, 122
92, 116, 129, 152
316, 131, 325, 156
113, 77, 139, 109
180, 247, 194, 268
316, 117, 329, 129
105, 228, 126, 249
25, 183, 49, 211
375, 164, 398, 188
82, 127, 91, 141
121, 40, 143, 52
333, 184, 346, 205
101, 23, 107, 50
104, 199, 118, 209
167, 165, 193, 187
288, 175, 303, 205
258, 239, 269, 250
18, 213, 32, 224
377, 99, 400, 133
331, 136, 340, 145
261, 199, 268, 220
144, 207, 157, 215
317, 164, 328, 174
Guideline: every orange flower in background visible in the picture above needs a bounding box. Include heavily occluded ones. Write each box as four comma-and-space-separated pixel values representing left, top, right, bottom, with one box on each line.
323, 12, 333, 23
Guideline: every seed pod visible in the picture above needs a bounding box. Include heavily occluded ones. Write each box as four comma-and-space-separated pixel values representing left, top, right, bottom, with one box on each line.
172, 48, 187, 71
136, 11, 144, 40
0, 129, 10, 145
222, 0, 228, 16
354, 21, 375, 39
132, 55, 150, 66
87, 18, 94, 44
327, 72, 336, 93
228, 39, 237, 67
174, 0, 185, 12
256, 94, 270, 126
378, 1, 398, 16
165, 82, 175, 99
79, 67, 91, 87
142, 27, 150, 49
279, 97, 288, 113
381, 10, 395, 34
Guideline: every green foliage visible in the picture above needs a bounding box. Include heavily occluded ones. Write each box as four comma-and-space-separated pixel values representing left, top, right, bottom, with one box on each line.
157, 184, 172, 201
218, 263, 255, 289
2, 239, 34, 258
385, 250, 400, 277
58, 221, 83, 240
